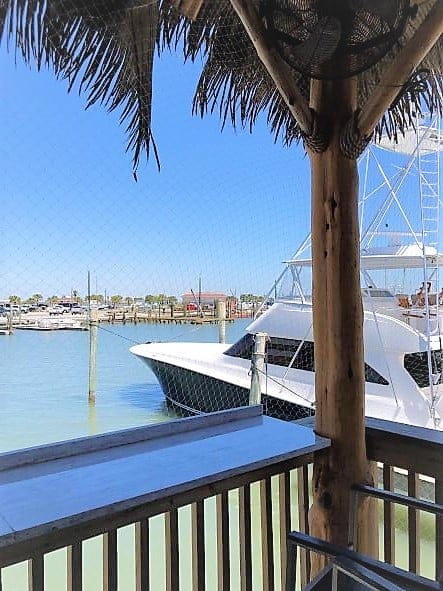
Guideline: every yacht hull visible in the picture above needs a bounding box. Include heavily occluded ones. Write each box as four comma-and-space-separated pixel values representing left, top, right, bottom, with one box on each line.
146, 357, 314, 421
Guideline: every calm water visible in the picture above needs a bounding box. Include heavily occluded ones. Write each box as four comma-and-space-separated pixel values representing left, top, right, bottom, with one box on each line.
0, 320, 249, 452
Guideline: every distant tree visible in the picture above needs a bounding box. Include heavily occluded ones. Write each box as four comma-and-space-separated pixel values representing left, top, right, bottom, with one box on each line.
87, 294, 104, 303
30, 293, 43, 304
240, 293, 263, 303
157, 293, 166, 305
111, 295, 123, 305
126, 296, 134, 305
9, 295, 21, 305
145, 294, 155, 304
48, 295, 59, 305
167, 296, 177, 305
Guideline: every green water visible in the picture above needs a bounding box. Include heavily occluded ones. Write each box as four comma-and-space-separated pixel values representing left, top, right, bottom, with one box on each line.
0, 322, 437, 589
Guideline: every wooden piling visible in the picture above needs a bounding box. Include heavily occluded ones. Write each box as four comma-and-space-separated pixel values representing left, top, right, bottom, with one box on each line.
249, 332, 267, 405
88, 308, 98, 403
217, 300, 226, 344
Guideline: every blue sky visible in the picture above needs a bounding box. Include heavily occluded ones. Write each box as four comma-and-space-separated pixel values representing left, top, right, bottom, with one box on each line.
0, 42, 439, 301
1, 45, 313, 300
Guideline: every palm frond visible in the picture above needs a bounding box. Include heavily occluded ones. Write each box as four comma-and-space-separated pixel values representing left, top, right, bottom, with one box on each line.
1, 0, 443, 171
0, 0, 160, 173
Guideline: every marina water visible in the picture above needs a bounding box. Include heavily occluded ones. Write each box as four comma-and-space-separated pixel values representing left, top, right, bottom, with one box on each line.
0, 320, 435, 588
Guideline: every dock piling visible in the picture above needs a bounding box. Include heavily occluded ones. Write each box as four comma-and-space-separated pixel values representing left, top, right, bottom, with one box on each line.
249, 332, 267, 405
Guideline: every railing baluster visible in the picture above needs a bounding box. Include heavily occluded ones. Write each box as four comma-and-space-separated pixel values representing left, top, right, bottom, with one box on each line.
135, 519, 150, 591
216, 491, 230, 591
260, 477, 274, 591
297, 465, 310, 587
382, 465, 395, 565
239, 485, 252, 591
192, 500, 205, 591
407, 471, 420, 574
436, 478, 443, 584
67, 542, 83, 591
278, 472, 291, 591
28, 555, 44, 591
165, 509, 180, 591
103, 530, 118, 591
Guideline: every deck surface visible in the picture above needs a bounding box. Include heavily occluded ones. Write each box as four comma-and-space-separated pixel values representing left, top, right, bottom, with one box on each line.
0, 406, 329, 555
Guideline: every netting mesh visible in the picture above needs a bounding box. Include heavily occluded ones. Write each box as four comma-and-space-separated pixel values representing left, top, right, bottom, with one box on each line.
0, 0, 442, 439
0, 0, 314, 434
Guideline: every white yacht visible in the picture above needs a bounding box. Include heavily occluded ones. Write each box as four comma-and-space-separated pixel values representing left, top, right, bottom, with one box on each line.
131, 245, 443, 430
132, 118, 443, 430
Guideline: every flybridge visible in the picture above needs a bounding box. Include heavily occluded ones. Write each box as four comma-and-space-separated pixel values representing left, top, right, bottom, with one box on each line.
286, 245, 443, 271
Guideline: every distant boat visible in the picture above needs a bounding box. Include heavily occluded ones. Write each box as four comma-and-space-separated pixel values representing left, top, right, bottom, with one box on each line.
15, 319, 88, 331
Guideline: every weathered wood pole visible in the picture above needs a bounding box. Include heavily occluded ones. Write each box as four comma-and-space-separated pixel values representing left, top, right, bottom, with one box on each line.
249, 332, 267, 405
308, 77, 375, 572
88, 307, 98, 403
217, 300, 226, 344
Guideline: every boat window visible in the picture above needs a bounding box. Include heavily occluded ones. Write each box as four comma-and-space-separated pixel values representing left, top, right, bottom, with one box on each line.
224, 333, 255, 360
404, 350, 443, 388
266, 337, 315, 371
362, 288, 394, 298
225, 334, 389, 384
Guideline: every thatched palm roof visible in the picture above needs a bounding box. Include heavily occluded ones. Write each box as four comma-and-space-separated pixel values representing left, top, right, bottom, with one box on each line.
1, 0, 442, 171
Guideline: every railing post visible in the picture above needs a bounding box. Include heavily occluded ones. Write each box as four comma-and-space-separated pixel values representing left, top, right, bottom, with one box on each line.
103, 530, 117, 591
239, 485, 252, 591
135, 519, 149, 591
165, 510, 179, 591
192, 501, 205, 591
67, 543, 82, 591
249, 332, 267, 405
260, 477, 275, 591
28, 555, 44, 591
217, 492, 230, 591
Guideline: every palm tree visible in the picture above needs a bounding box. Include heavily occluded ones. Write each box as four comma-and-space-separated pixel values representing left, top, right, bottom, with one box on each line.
2, 0, 442, 563
30, 293, 43, 305
110, 295, 123, 306
47, 295, 59, 307
9, 295, 21, 305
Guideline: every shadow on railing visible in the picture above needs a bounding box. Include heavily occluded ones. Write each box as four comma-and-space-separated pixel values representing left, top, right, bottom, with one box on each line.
0, 410, 441, 590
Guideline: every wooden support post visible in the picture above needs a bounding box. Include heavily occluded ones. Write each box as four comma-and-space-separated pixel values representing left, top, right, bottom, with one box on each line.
249, 332, 267, 405
217, 300, 226, 344
88, 308, 98, 403
308, 77, 375, 575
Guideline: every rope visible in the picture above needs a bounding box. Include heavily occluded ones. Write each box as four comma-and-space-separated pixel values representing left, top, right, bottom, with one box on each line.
96, 324, 142, 344
340, 109, 372, 160
256, 366, 315, 406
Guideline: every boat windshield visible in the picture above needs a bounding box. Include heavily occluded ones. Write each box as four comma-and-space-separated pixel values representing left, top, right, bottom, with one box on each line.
404, 350, 443, 388
225, 334, 389, 385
